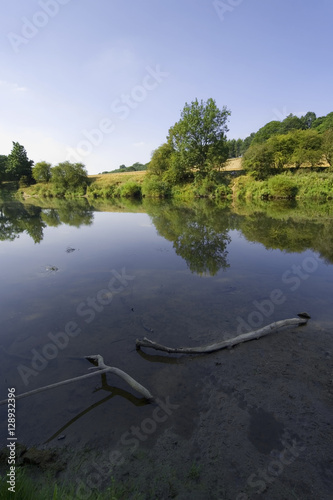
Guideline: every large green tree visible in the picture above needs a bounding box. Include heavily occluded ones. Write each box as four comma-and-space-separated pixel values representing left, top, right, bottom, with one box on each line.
167, 98, 230, 179
32, 161, 52, 183
322, 129, 333, 167
0, 155, 7, 184
51, 162, 88, 190
242, 142, 277, 179
292, 129, 323, 168
6, 142, 34, 182
148, 143, 174, 177
251, 121, 283, 145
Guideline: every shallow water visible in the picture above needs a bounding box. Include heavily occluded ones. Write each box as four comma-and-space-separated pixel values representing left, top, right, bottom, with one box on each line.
0, 197, 332, 452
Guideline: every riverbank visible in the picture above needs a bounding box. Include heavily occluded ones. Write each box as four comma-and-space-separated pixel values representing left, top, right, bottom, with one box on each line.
14, 160, 333, 202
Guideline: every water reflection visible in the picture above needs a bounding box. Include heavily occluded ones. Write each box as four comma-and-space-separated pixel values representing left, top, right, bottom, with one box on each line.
233, 200, 333, 263
1, 193, 333, 270
145, 201, 231, 275
0, 198, 94, 244
44, 373, 150, 444
0, 201, 46, 243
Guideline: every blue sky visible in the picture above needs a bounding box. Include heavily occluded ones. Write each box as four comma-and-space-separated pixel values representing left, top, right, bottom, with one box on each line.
0, 0, 332, 174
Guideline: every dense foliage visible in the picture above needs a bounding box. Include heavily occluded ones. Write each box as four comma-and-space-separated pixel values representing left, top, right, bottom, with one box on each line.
241, 112, 333, 179
5, 142, 34, 184
32, 161, 52, 183
0, 155, 7, 184
1, 106, 332, 200
51, 161, 88, 191
145, 98, 231, 195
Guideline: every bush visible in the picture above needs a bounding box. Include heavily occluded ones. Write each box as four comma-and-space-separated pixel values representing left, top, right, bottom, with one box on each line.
51, 162, 88, 192
118, 181, 142, 198
142, 176, 171, 198
268, 175, 298, 198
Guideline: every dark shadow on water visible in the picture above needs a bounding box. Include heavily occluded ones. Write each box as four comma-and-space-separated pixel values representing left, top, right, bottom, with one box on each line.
137, 348, 198, 364
44, 374, 151, 444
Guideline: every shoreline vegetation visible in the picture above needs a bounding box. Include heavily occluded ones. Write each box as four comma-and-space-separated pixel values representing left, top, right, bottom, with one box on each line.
16, 162, 333, 203
0, 99, 332, 203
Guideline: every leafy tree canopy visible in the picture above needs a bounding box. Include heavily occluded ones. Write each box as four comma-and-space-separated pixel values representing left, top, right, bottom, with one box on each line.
51, 162, 88, 190
6, 142, 34, 182
167, 98, 230, 179
32, 161, 52, 183
0, 155, 7, 184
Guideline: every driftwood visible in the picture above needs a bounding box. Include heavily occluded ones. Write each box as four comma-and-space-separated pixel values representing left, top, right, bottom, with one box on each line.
136, 314, 310, 355
0, 354, 153, 406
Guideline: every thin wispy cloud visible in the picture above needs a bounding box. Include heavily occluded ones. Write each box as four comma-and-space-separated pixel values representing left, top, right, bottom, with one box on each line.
0, 81, 28, 93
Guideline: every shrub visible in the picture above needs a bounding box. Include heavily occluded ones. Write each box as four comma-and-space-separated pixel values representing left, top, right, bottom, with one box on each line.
268, 175, 298, 198
142, 176, 171, 198
118, 181, 142, 198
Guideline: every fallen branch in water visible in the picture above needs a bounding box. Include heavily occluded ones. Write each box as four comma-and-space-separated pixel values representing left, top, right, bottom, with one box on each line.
0, 355, 154, 406
136, 314, 310, 355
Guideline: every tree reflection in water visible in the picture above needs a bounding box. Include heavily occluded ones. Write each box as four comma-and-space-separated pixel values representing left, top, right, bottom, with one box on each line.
146, 201, 231, 276
0, 198, 94, 244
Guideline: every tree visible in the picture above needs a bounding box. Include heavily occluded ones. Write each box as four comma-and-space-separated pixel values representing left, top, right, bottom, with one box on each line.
236, 138, 243, 157
6, 142, 34, 182
51, 162, 88, 190
313, 112, 333, 133
322, 129, 333, 167
301, 111, 316, 129
167, 98, 230, 179
148, 143, 174, 176
280, 114, 304, 133
0, 155, 7, 184
242, 142, 277, 180
251, 121, 282, 145
269, 132, 298, 169
32, 161, 52, 183
292, 130, 323, 168
227, 139, 236, 158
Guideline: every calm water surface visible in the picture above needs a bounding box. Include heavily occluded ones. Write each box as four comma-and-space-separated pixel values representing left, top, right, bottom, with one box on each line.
0, 197, 332, 448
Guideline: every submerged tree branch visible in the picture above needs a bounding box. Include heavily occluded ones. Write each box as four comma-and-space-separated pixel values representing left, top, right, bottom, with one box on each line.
0, 355, 154, 406
136, 314, 310, 354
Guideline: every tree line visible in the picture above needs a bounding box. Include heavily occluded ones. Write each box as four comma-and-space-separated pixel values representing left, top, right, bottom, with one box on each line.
0, 141, 88, 191
224, 111, 333, 180
100, 161, 149, 174
146, 102, 333, 192
2, 104, 332, 197
226, 111, 333, 161
241, 112, 333, 179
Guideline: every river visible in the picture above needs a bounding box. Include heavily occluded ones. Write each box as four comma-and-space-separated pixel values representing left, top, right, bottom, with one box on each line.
0, 195, 332, 499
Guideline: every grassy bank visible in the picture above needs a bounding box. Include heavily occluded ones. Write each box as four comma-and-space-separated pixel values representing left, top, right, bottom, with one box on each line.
87, 170, 146, 199
233, 169, 333, 201
16, 160, 333, 202
0, 464, 135, 500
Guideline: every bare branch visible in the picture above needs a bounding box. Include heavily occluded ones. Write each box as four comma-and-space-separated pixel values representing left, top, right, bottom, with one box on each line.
0, 355, 153, 406
136, 315, 310, 354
